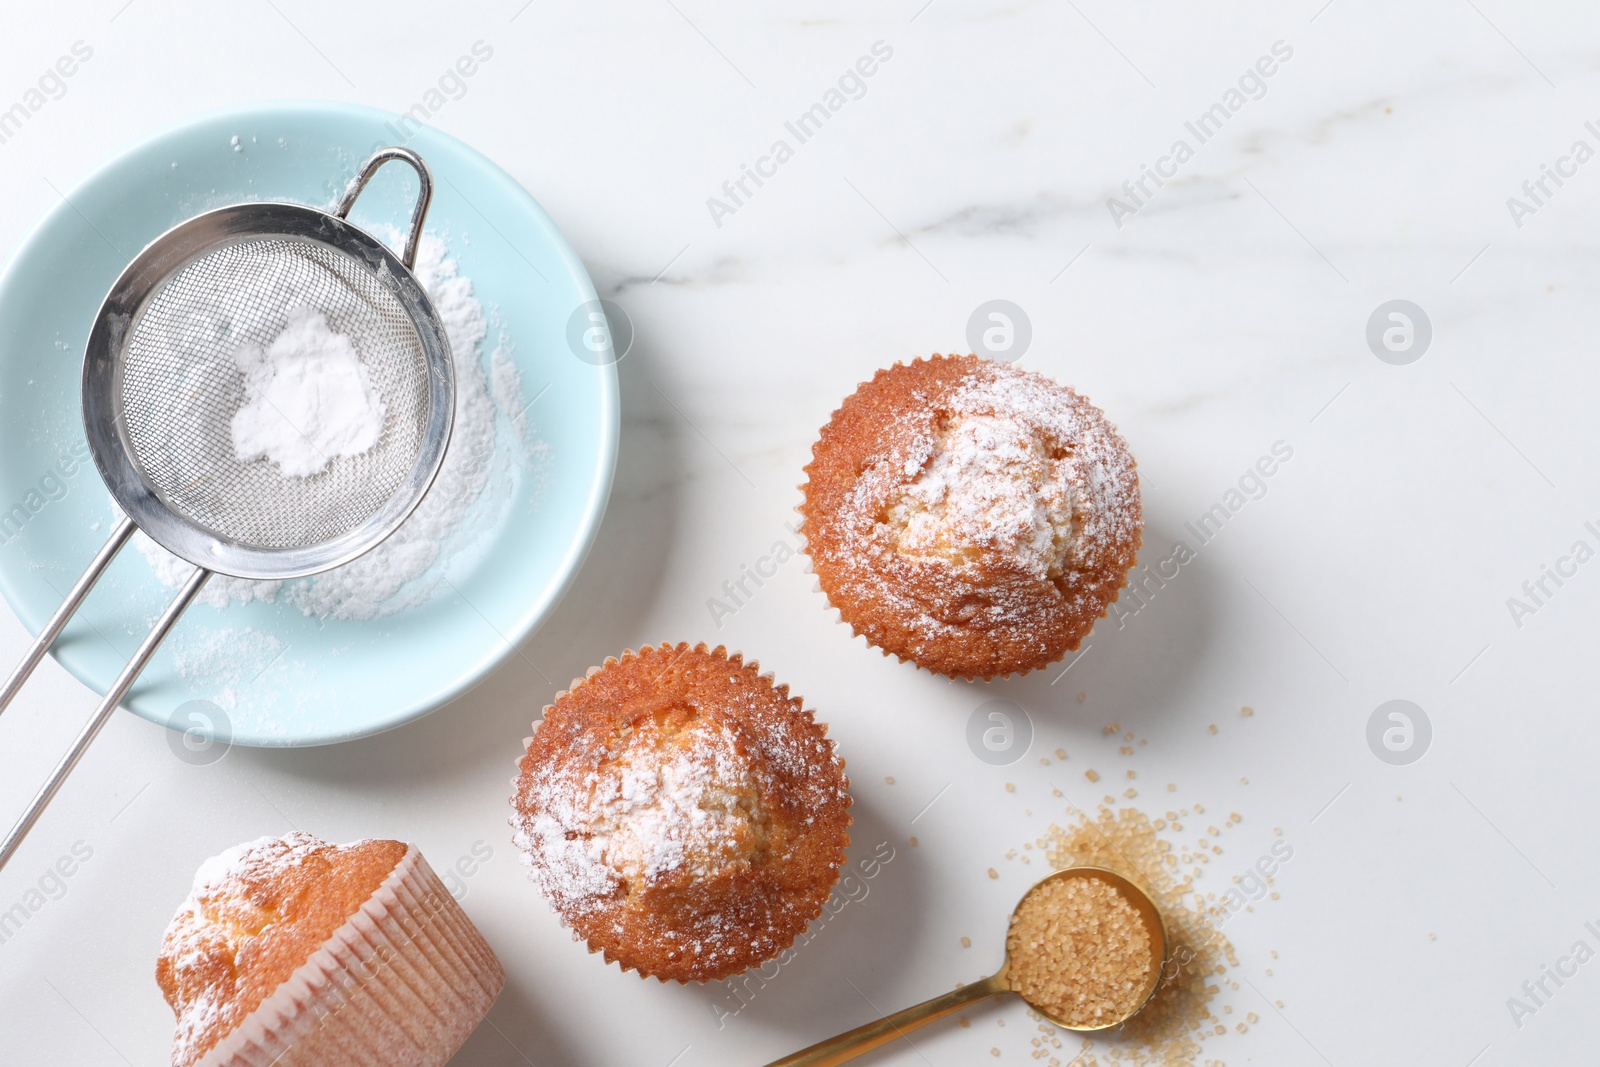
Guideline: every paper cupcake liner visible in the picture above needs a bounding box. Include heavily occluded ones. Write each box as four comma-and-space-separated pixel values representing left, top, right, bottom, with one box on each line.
197, 846, 505, 1067
511, 642, 852, 983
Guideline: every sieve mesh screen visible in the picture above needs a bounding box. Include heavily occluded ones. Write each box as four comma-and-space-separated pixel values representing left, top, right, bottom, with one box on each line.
116, 236, 431, 550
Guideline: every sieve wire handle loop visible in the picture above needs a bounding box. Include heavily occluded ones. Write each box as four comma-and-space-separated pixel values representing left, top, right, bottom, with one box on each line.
763, 972, 1011, 1067
333, 146, 434, 271
0, 516, 136, 721
0, 563, 210, 874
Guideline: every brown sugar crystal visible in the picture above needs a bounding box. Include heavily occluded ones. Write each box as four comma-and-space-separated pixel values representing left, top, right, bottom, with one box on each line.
1006, 875, 1155, 1029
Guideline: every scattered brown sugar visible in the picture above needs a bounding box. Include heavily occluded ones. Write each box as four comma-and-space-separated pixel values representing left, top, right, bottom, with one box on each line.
989, 868, 1000, 879
962, 936, 972, 948
1007, 874, 1156, 1029
1240, 706, 1253, 717
1206, 724, 1217, 735
885, 776, 895, 784
1085, 769, 1100, 783
1026, 806, 1241, 1066
909, 836, 919, 847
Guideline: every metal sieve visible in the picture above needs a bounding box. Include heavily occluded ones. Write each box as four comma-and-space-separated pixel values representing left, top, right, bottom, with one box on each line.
0, 147, 455, 872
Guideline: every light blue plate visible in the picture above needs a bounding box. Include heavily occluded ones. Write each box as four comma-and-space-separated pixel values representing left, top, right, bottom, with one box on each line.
0, 101, 617, 746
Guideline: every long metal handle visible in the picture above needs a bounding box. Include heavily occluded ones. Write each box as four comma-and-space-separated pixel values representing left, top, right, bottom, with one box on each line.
0, 565, 209, 874
333, 146, 434, 270
764, 972, 1011, 1067
0, 517, 136, 720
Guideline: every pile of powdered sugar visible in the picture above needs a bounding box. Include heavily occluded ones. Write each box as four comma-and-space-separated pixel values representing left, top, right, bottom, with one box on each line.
229, 306, 386, 477
134, 230, 549, 621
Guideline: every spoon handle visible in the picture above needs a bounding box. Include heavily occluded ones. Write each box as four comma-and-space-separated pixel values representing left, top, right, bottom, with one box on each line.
763, 972, 1010, 1067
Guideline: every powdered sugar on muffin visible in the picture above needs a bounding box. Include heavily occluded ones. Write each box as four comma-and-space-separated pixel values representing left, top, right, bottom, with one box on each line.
524, 710, 768, 909
886, 409, 1075, 581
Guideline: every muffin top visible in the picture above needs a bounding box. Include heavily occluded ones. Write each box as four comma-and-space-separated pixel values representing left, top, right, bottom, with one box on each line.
156, 833, 405, 1067
801, 355, 1141, 679
510, 642, 851, 982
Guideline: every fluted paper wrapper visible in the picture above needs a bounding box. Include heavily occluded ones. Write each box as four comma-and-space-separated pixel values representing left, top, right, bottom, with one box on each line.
198, 846, 505, 1067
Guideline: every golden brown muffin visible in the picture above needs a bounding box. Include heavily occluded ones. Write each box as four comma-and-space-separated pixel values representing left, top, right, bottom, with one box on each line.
509, 642, 852, 982
800, 355, 1141, 679
157, 833, 505, 1067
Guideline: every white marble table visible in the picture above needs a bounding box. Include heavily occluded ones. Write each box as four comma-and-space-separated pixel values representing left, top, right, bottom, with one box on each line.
1, 2, 1595, 1064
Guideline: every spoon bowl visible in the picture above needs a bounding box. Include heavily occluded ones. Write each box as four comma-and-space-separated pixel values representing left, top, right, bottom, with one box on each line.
1011, 865, 1168, 1032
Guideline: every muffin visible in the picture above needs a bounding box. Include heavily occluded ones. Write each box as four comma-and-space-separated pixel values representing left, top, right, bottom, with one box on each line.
156, 833, 504, 1067
510, 642, 852, 982
800, 355, 1142, 679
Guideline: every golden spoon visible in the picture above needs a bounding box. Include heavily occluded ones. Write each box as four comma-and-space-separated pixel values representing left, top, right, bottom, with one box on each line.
764, 866, 1167, 1067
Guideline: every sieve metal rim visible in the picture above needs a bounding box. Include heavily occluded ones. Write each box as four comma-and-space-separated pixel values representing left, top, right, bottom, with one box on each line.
81, 201, 455, 581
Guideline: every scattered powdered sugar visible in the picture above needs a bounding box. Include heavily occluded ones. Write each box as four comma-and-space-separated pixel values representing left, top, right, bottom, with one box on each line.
492, 340, 553, 503
169, 626, 285, 711
133, 230, 548, 620
229, 307, 385, 477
